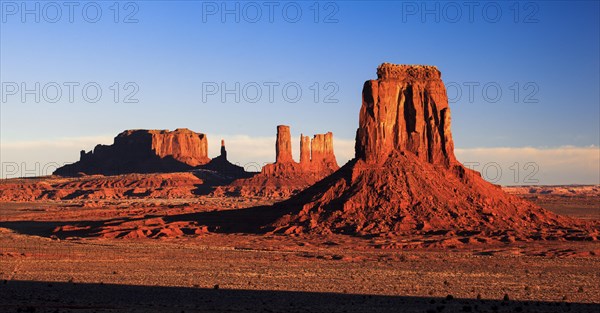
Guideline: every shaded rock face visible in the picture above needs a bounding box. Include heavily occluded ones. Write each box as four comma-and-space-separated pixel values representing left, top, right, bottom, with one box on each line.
200, 140, 251, 180
269, 63, 592, 238
220, 139, 227, 159
356, 63, 455, 166
55, 129, 210, 176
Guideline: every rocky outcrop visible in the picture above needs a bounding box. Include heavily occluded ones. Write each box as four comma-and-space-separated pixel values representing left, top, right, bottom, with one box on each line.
200, 139, 252, 180
54, 129, 210, 176
262, 126, 339, 177
299, 135, 311, 166
269, 63, 594, 240
356, 63, 455, 166
275, 125, 293, 163
309, 132, 337, 172
216, 126, 339, 198
220, 139, 227, 159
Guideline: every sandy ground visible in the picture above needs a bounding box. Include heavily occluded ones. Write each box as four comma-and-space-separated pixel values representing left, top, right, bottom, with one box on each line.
0, 185, 599, 312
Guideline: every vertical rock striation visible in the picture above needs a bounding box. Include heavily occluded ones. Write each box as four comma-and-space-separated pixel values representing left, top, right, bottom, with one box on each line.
309, 132, 337, 172
275, 125, 293, 163
356, 64, 455, 166
299, 134, 311, 167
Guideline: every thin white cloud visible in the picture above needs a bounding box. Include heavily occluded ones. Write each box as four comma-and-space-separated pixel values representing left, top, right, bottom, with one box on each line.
455, 146, 600, 185
1, 135, 598, 185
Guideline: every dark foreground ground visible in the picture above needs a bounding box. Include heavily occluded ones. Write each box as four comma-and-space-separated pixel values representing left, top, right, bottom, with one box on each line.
0, 184, 599, 312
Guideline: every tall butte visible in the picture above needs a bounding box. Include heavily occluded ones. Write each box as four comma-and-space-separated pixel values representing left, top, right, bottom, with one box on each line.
218, 125, 339, 198
270, 63, 595, 239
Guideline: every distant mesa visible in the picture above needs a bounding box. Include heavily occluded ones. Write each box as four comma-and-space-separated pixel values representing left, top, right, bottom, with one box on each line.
268, 63, 594, 238
54, 129, 250, 179
213, 125, 339, 198
54, 128, 210, 176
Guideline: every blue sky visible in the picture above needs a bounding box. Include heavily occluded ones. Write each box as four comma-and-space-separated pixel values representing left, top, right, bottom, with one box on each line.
1, 1, 599, 184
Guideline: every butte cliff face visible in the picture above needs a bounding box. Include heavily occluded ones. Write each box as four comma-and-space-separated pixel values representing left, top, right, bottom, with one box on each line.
262, 125, 339, 176
356, 64, 455, 166
54, 128, 210, 176
217, 125, 339, 198
270, 63, 590, 239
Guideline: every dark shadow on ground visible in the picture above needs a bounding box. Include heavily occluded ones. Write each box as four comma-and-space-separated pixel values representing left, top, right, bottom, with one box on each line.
0, 216, 142, 238
0, 205, 289, 238
161, 205, 288, 233
0, 280, 597, 313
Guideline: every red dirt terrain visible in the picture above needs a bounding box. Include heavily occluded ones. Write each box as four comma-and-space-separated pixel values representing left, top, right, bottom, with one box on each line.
1, 186, 599, 312
0, 64, 598, 312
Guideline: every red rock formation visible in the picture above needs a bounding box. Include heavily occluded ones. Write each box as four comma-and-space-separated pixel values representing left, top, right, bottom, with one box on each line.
138, 129, 209, 166
220, 139, 227, 158
0, 173, 204, 201
262, 125, 339, 178
54, 128, 210, 176
200, 139, 251, 179
269, 63, 595, 240
219, 126, 339, 198
357, 64, 455, 166
299, 134, 311, 167
309, 132, 337, 172
275, 125, 293, 163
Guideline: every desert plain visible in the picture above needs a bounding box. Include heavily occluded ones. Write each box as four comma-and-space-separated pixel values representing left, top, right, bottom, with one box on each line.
1, 64, 599, 313
0, 179, 599, 313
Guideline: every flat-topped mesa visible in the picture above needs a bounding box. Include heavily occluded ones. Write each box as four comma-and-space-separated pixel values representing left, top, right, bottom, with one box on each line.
54, 128, 210, 176
376, 63, 441, 81
356, 63, 456, 166
275, 125, 294, 163
129, 128, 210, 166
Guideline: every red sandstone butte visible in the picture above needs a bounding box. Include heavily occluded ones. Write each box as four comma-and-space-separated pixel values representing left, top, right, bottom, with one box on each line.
275, 125, 294, 163
262, 125, 339, 177
357, 64, 455, 166
218, 126, 339, 198
270, 63, 595, 238
54, 128, 210, 176
309, 132, 337, 172
299, 134, 311, 166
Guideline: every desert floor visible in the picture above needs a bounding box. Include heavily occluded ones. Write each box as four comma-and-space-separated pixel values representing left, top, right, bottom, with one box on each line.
1, 183, 599, 313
